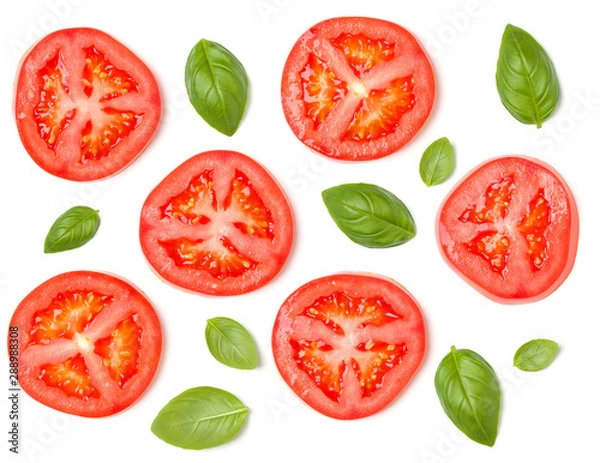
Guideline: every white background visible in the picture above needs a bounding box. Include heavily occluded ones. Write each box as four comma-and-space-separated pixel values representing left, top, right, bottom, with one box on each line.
1, 0, 599, 462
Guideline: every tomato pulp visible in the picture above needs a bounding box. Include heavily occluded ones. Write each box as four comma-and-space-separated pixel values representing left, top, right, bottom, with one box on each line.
281, 17, 435, 161
15, 28, 161, 181
140, 150, 294, 296
437, 156, 579, 304
272, 274, 426, 419
8, 271, 162, 417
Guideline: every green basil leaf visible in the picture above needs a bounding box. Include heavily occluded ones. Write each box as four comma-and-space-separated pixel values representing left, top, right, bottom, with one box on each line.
151, 386, 248, 450
205, 317, 258, 370
44, 206, 100, 254
322, 183, 416, 248
419, 137, 455, 186
496, 24, 559, 128
514, 339, 558, 372
435, 346, 501, 447
185, 39, 248, 136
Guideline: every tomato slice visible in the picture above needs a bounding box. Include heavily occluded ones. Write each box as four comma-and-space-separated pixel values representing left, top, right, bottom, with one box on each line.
140, 150, 294, 296
437, 156, 579, 304
281, 17, 435, 161
15, 28, 161, 181
8, 271, 162, 417
272, 274, 426, 419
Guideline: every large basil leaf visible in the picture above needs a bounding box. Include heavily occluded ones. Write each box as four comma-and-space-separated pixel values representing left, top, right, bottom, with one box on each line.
205, 317, 258, 370
151, 386, 248, 450
185, 39, 248, 136
514, 339, 558, 372
419, 137, 455, 186
44, 206, 100, 253
496, 24, 559, 128
321, 183, 416, 248
435, 346, 501, 447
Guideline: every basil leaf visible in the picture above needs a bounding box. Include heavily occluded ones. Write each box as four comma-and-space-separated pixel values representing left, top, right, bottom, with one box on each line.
435, 346, 501, 447
514, 339, 558, 372
151, 386, 248, 450
205, 317, 258, 370
496, 24, 559, 128
44, 206, 100, 253
419, 137, 455, 186
322, 183, 416, 248
185, 39, 248, 136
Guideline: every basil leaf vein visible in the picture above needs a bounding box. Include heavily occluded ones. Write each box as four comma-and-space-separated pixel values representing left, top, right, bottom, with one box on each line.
514, 339, 558, 372
205, 317, 258, 370
44, 206, 100, 254
496, 24, 559, 128
322, 183, 416, 248
435, 346, 501, 447
419, 137, 455, 186
185, 38, 248, 136
151, 386, 248, 450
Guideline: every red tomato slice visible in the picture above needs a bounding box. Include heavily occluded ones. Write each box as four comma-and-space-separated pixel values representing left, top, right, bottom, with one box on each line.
140, 150, 294, 296
8, 271, 162, 417
437, 156, 579, 304
281, 17, 435, 161
272, 273, 426, 419
15, 28, 161, 181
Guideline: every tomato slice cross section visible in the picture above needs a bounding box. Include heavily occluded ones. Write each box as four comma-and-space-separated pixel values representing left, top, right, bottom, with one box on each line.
8, 271, 162, 417
437, 156, 579, 304
272, 274, 426, 419
140, 150, 294, 296
281, 17, 435, 161
15, 28, 161, 181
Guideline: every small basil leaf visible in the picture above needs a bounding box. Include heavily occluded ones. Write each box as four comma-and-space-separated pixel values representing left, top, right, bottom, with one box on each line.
419, 137, 455, 186
322, 183, 416, 248
496, 24, 560, 128
185, 39, 248, 136
44, 206, 100, 254
205, 317, 258, 370
151, 386, 248, 450
435, 346, 501, 447
514, 339, 558, 372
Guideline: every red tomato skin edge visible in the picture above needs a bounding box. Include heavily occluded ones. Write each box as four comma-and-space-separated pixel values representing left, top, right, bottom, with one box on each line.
272, 272, 427, 420
14, 28, 162, 182
7, 270, 163, 417
435, 155, 580, 305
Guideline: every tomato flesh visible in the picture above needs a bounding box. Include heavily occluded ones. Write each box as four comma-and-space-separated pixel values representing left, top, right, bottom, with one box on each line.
15, 28, 161, 181
282, 17, 435, 161
140, 150, 294, 296
437, 156, 579, 303
272, 274, 426, 420
9, 271, 162, 417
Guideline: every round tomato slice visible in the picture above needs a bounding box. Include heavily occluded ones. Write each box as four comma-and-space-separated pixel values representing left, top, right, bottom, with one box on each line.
140, 150, 294, 296
8, 271, 162, 417
15, 28, 161, 181
437, 155, 579, 304
281, 17, 435, 161
272, 273, 426, 420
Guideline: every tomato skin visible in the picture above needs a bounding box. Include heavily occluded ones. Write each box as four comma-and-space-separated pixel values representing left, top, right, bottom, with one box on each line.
281, 17, 435, 161
139, 150, 294, 296
8, 271, 162, 417
15, 28, 161, 181
272, 273, 426, 420
436, 155, 579, 304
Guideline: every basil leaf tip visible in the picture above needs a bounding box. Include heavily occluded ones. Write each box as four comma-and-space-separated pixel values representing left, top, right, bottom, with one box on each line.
496, 24, 559, 128
185, 38, 249, 136
419, 136, 455, 186
322, 183, 416, 248
435, 346, 501, 447
205, 317, 258, 370
514, 339, 559, 372
44, 206, 101, 254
